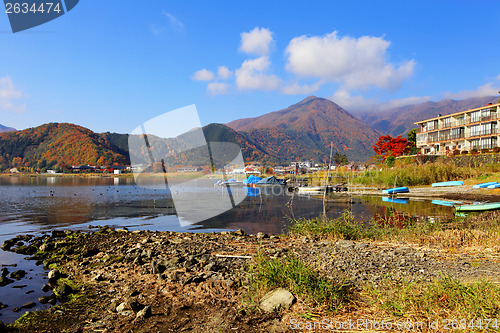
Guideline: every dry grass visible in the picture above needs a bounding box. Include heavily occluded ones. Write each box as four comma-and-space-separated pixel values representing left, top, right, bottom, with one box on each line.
290, 210, 500, 253
366, 276, 500, 331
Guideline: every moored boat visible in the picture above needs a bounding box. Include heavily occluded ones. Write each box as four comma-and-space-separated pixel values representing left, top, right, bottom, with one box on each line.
432, 199, 463, 207
297, 186, 323, 192
431, 181, 464, 187
382, 187, 409, 194
487, 183, 500, 189
472, 182, 499, 189
455, 202, 500, 212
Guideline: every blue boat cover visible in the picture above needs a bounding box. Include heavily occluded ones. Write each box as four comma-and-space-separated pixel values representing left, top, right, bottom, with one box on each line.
243, 175, 262, 184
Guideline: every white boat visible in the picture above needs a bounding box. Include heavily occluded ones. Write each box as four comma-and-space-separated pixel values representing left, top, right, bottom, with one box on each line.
297, 186, 324, 192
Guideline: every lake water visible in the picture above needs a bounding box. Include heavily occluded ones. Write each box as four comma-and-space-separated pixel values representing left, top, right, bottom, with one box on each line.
0, 175, 455, 323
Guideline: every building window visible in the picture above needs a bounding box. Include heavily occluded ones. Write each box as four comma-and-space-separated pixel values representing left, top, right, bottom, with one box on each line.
427, 120, 436, 131
442, 117, 451, 128
470, 124, 480, 137
451, 127, 464, 139
481, 109, 491, 120
470, 111, 480, 123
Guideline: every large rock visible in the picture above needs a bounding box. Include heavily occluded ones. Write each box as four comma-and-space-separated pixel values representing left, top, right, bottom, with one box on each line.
54, 282, 73, 297
48, 269, 62, 283
9, 270, 26, 279
0, 276, 14, 287
259, 288, 295, 313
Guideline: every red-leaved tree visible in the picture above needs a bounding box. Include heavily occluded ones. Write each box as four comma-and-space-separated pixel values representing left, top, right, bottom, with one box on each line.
373, 135, 411, 161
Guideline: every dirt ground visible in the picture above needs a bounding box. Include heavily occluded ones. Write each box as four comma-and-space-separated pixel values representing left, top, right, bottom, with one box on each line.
2, 225, 500, 333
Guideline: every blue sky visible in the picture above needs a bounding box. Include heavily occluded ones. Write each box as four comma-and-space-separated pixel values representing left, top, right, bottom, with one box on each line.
1, 0, 499, 133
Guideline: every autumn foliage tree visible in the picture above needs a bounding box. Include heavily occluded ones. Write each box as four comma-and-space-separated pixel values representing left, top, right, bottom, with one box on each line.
373, 135, 411, 161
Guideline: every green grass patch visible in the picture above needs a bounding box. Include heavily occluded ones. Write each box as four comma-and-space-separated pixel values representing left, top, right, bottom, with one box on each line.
289, 212, 436, 242
250, 253, 351, 312
290, 214, 371, 240
288, 210, 500, 250
351, 162, 492, 187
369, 276, 500, 321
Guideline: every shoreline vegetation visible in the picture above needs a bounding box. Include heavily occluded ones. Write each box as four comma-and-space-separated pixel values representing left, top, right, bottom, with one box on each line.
4, 152, 500, 190
2, 211, 500, 332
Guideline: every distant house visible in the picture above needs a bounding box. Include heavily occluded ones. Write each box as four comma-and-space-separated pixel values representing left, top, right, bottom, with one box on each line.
244, 165, 261, 175
9, 167, 19, 173
71, 165, 95, 172
345, 164, 360, 171
114, 169, 122, 175
291, 161, 314, 169
274, 166, 295, 175
231, 167, 246, 174
176, 167, 202, 172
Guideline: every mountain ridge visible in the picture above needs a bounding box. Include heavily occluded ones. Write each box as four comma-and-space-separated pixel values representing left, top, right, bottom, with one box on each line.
2, 95, 499, 170
228, 96, 382, 162
0, 123, 128, 171
355, 96, 499, 137
0, 124, 16, 133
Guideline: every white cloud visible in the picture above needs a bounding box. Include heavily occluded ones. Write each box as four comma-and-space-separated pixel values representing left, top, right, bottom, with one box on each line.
148, 24, 165, 36
331, 89, 431, 112
162, 11, 184, 31
192, 69, 215, 81
330, 89, 375, 111
285, 31, 415, 91
496, 74, 500, 81
239, 27, 273, 56
375, 96, 432, 111
0, 76, 25, 113
281, 82, 320, 95
235, 56, 282, 91
444, 82, 498, 100
217, 66, 233, 80
207, 82, 230, 96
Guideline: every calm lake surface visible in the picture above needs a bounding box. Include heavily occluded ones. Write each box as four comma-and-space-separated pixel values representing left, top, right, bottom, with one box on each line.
0, 175, 455, 323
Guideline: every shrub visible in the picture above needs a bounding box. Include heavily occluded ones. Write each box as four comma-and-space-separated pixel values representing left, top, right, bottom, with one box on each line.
481, 148, 490, 154
452, 150, 460, 156
470, 148, 478, 154
461, 150, 469, 155
385, 155, 395, 167
493, 147, 500, 154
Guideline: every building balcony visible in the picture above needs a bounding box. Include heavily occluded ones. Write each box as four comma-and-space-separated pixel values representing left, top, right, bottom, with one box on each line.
468, 128, 499, 138
417, 113, 498, 133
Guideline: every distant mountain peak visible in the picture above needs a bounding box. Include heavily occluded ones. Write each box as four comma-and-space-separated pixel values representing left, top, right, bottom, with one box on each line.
302, 95, 319, 102
227, 96, 381, 161
0, 124, 16, 133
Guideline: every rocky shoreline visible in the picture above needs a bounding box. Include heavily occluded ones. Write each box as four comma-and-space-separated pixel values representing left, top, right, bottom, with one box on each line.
1, 227, 500, 332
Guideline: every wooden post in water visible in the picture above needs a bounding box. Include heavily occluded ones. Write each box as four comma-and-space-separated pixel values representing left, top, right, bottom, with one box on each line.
392, 175, 398, 199
323, 143, 333, 221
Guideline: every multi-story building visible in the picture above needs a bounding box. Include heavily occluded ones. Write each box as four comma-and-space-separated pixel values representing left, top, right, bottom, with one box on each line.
415, 102, 500, 155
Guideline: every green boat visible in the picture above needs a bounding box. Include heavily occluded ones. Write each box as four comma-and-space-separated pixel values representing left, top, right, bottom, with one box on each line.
455, 202, 500, 212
